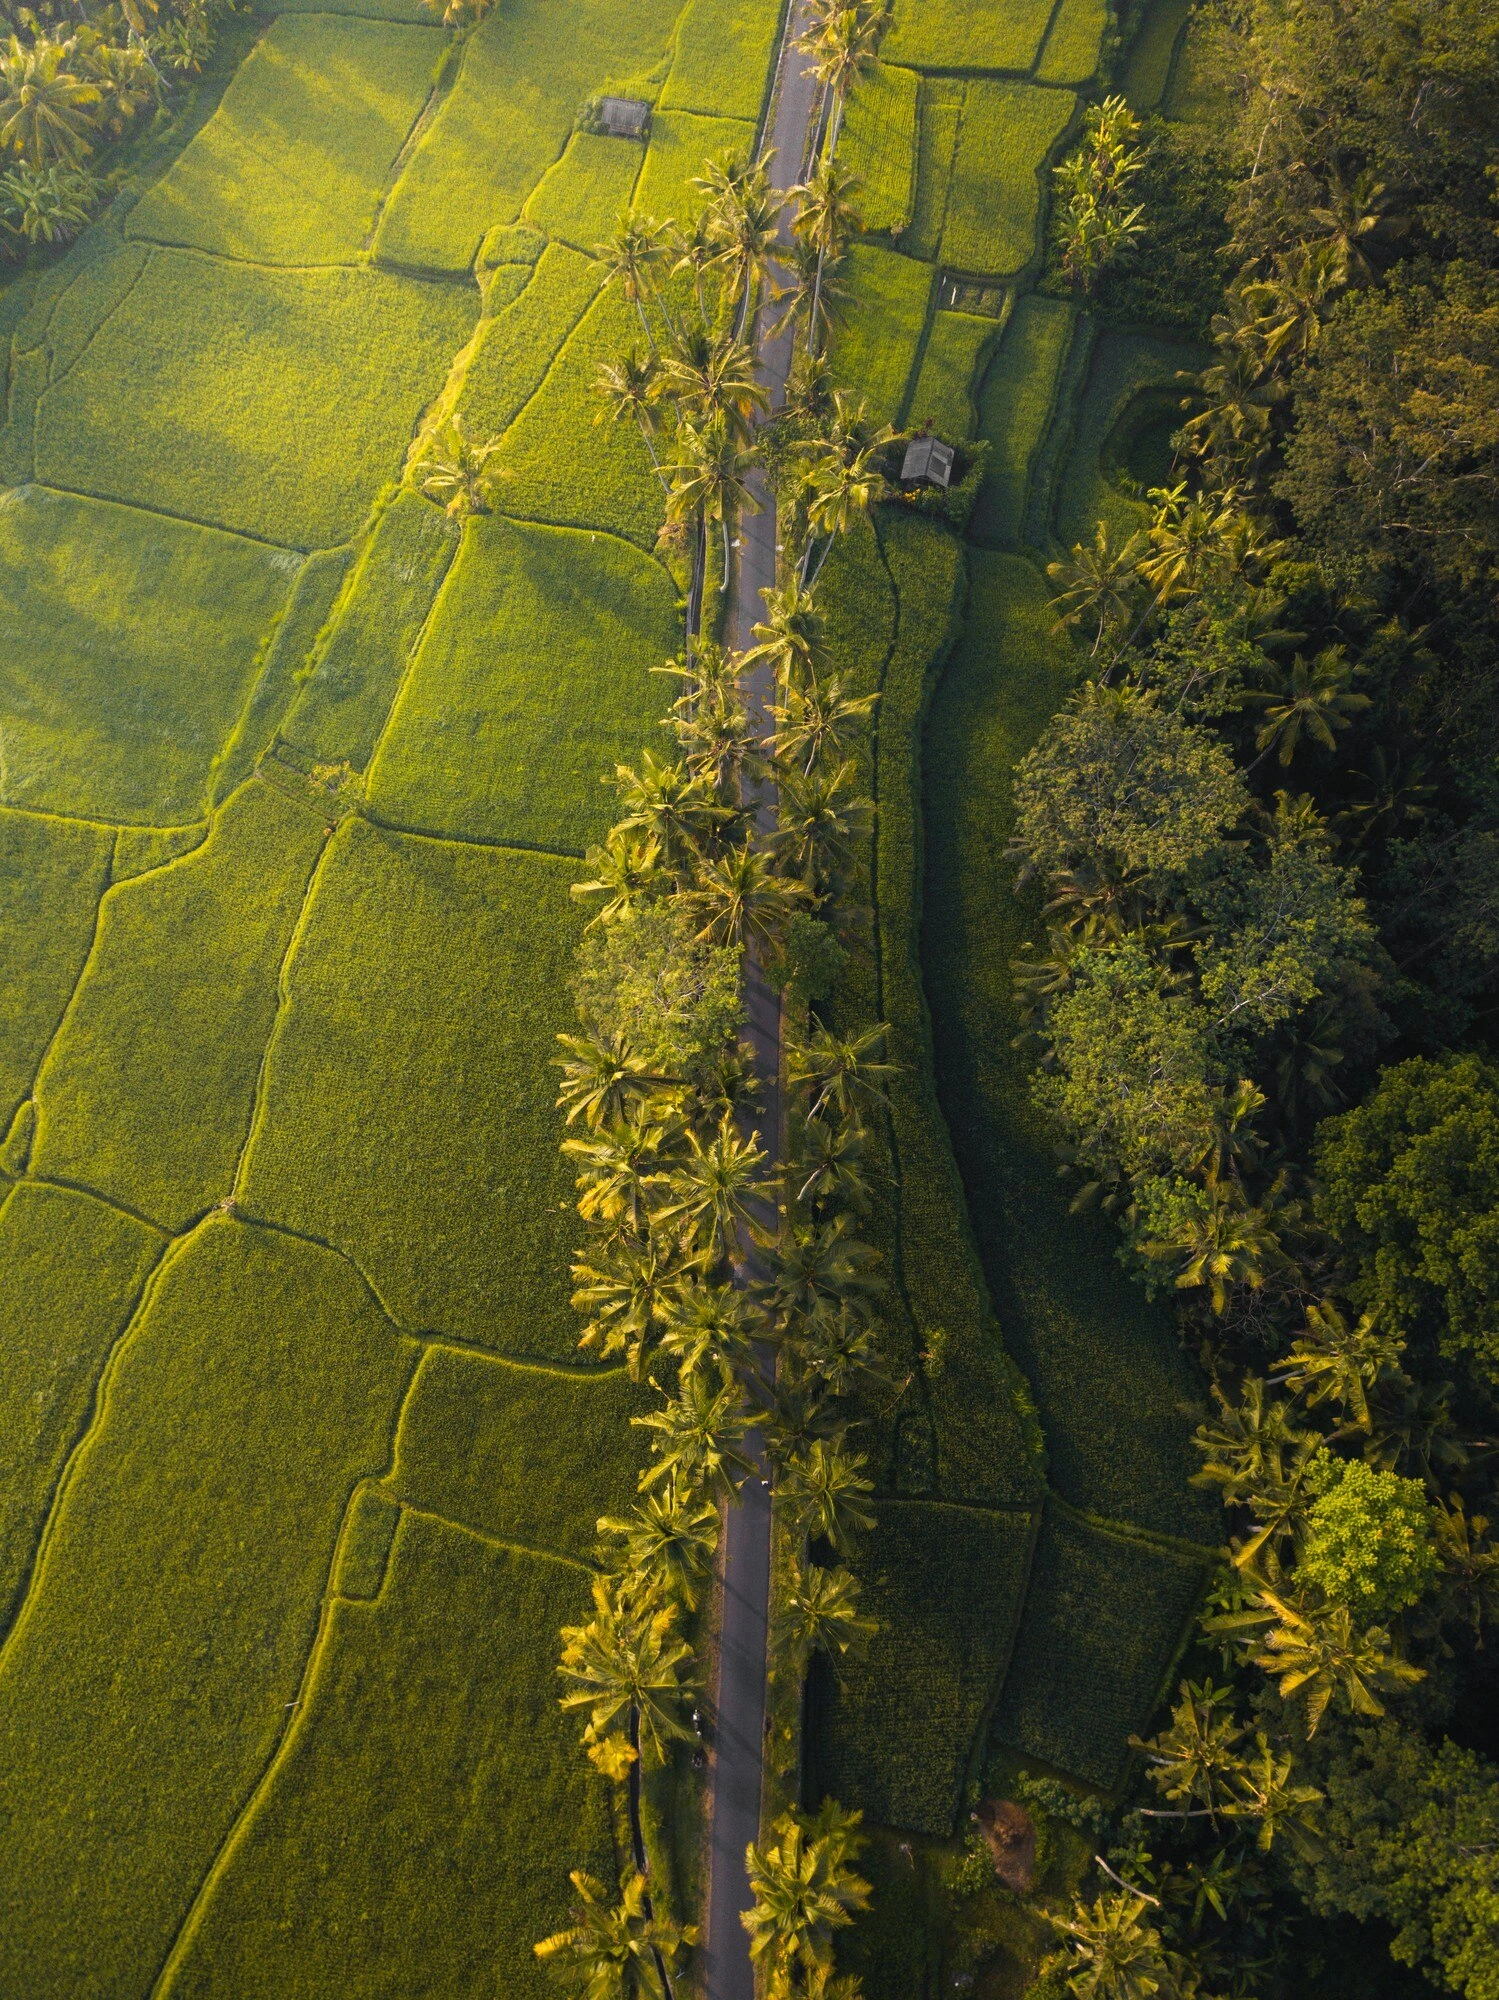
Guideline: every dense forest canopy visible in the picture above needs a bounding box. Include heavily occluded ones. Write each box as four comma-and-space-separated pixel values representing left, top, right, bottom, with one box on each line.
1018, 0, 1499, 1992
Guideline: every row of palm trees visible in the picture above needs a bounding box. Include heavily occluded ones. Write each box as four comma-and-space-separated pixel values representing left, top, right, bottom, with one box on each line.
534, 31, 904, 1993
536, 579, 893, 1998
590, 4, 891, 639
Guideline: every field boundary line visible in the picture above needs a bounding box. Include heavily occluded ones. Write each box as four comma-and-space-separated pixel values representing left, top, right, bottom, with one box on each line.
1045, 1487, 1221, 1563
224, 800, 339, 1208
412, 1331, 642, 1380
360, 514, 465, 776
30, 475, 316, 553
37, 243, 152, 401
0, 1218, 198, 1669
358, 808, 584, 862
389, 1499, 595, 1573
363, 20, 471, 256
5, 831, 119, 1141
222, 1207, 411, 1335
486, 270, 606, 446
146, 1400, 417, 2000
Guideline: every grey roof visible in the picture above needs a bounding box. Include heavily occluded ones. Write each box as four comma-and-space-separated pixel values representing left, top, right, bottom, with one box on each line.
901, 435, 956, 487
598, 96, 650, 137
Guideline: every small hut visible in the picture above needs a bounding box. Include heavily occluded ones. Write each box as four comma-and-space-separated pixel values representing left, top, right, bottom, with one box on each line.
597, 96, 651, 139
901, 434, 956, 488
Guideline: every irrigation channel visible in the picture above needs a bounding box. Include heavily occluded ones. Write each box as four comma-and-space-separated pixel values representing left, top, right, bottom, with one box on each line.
702, 7, 821, 1996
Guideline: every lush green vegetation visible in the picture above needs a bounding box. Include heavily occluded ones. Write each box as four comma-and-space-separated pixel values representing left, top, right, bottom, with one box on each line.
366, 517, 679, 847
156, 1516, 611, 2000
281, 490, 457, 771
523, 131, 646, 255
0, 0, 802, 1988
0, 1218, 417, 1999
838, 60, 918, 238
36, 253, 478, 547
371, 0, 684, 270
941, 82, 1075, 279
883, 0, 1057, 74
969, 294, 1074, 544
31, 779, 327, 1232
988, 1506, 1208, 1788
237, 826, 585, 1356
658, 0, 783, 122
906, 306, 994, 440
815, 1500, 1036, 1831
126, 15, 448, 265
825, 241, 931, 425
1052, 327, 1203, 545
923, 552, 1216, 1540
0, 810, 112, 1123
388, 1345, 656, 1561
0, 1182, 162, 1636
0, 487, 297, 822
1036, 0, 1109, 86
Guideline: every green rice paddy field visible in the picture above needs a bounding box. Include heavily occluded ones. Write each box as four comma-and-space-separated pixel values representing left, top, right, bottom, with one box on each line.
0, 0, 1222, 1986
807, 0, 1223, 1980
0, 1, 780, 1990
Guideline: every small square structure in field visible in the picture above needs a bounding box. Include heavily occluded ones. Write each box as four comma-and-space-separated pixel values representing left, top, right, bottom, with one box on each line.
902, 434, 956, 486
597, 95, 650, 136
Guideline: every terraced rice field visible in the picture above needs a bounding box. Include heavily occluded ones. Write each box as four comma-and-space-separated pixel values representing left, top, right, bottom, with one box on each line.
0, 2, 785, 1989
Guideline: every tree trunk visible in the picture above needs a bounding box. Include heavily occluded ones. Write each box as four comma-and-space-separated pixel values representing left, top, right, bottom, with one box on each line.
688, 509, 708, 647
627, 1704, 676, 2000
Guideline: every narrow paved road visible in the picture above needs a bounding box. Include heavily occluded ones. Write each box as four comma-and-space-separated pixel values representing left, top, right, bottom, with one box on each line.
702, 11, 820, 1999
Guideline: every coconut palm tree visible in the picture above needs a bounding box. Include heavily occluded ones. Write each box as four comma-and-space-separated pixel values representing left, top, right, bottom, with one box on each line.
772, 760, 871, 892
0, 35, 101, 169
742, 574, 826, 692
764, 1213, 881, 1327
789, 1107, 871, 1217
1131, 1678, 1251, 1826
742, 1803, 871, 1997
797, 0, 888, 157
596, 351, 668, 479
789, 155, 862, 352
555, 1030, 682, 1131
699, 153, 785, 336
1139, 1172, 1286, 1316
563, 1109, 683, 1237
572, 1232, 702, 1377
660, 326, 768, 439
1247, 646, 1370, 766
558, 1571, 699, 1777
1273, 1299, 1404, 1431
1210, 1583, 1423, 1734
799, 439, 887, 582
633, 1364, 758, 1505
778, 1435, 876, 1552
571, 828, 668, 926
658, 1113, 769, 1264
599, 212, 674, 350
1045, 1891, 1171, 2000
779, 1560, 876, 1677
416, 415, 506, 518
686, 840, 806, 955
613, 750, 733, 872
768, 674, 878, 776
664, 414, 761, 634
535, 1868, 696, 2000
557, 1576, 699, 1949
1045, 522, 1151, 660
598, 1478, 721, 1610
787, 1022, 896, 1119
656, 1279, 763, 1380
